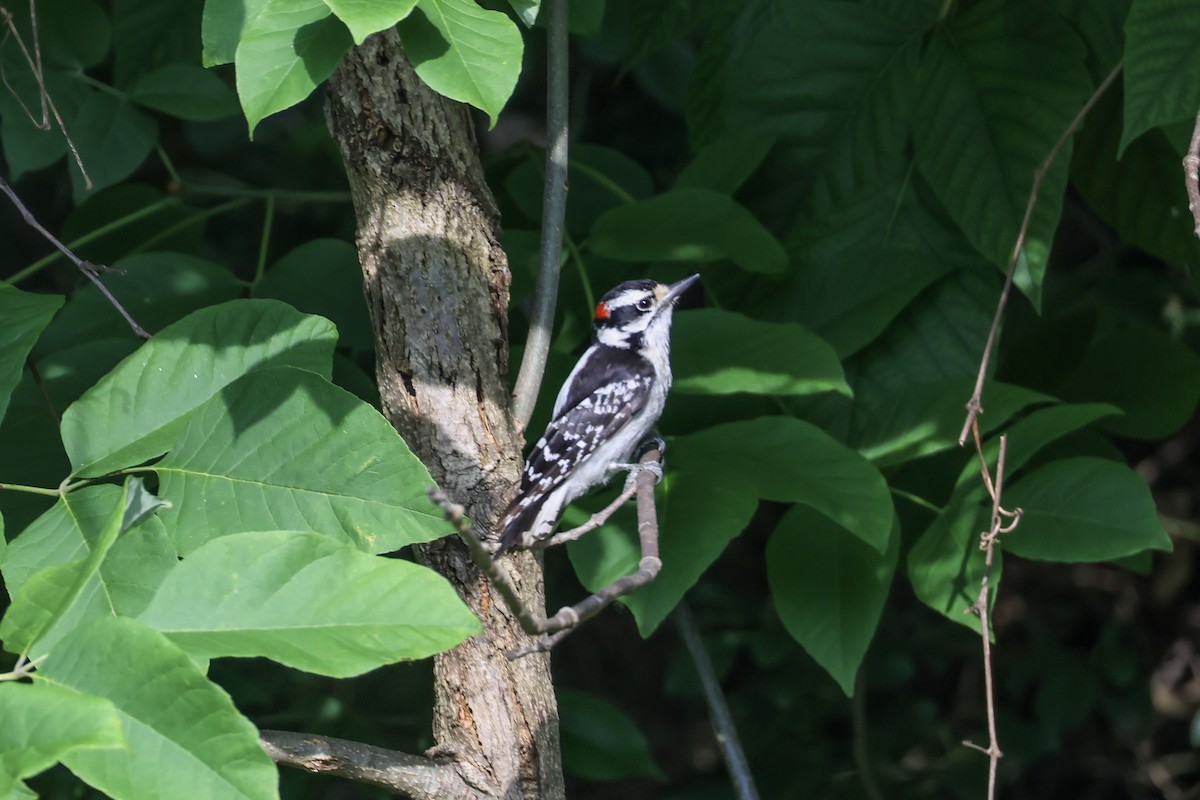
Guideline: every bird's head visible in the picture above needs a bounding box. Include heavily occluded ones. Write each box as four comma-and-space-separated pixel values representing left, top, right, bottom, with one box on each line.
592, 274, 700, 349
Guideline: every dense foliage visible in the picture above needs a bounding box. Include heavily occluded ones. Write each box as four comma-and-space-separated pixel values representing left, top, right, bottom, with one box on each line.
2, 0, 1199, 797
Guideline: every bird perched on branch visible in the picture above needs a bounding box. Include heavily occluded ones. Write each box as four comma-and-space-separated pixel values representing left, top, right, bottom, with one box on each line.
496, 274, 700, 554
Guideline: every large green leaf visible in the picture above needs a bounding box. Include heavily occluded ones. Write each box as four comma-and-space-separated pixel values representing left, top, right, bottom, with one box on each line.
558, 689, 664, 781
38, 618, 278, 800
907, 402, 1121, 628
68, 92, 158, 201
0, 682, 124, 794
670, 309, 849, 398
138, 531, 478, 676
1057, 317, 1200, 440
588, 189, 787, 274
0, 286, 63, 426
1003, 458, 1171, 562
763, 247, 953, 359
128, 63, 239, 121
768, 507, 899, 695
672, 417, 893, 552
323, 0, 419, 44
0, 480, 170, 660
674, 129, 777, 195
60, 299, 337, 478
1119, 0, 1200, 155
234, 0, 354, 136
567, 467, 758, 637
912, 0, 1092, 305
154, 367, 444, 555
398, 0, 522, 128
1072, 87, 1200, 268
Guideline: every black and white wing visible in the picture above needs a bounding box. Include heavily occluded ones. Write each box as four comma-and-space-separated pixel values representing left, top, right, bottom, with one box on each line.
497, 348, 654, 552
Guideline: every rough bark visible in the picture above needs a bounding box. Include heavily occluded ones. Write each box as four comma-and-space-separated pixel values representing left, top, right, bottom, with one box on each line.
325, 30, 565, 800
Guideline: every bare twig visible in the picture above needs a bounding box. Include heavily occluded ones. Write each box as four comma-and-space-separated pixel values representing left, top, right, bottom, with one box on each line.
259, 730, 467, 799
1184, 107, 1200, 238
536, 480, 639, 547
429, 447, 663, 659
25, 356, 59, 426
962, 431, 1023, 800
0, 3, 91, 186
0, 178, 149, 338
510, 0, 570, 432
674, 602, 760, 800
958, 62, 1123, 444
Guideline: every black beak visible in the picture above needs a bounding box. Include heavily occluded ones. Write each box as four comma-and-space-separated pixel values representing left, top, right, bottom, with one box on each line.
660, 273, 700, 310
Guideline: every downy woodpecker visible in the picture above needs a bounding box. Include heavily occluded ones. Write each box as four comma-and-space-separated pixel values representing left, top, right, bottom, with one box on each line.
496, 274, 700, 553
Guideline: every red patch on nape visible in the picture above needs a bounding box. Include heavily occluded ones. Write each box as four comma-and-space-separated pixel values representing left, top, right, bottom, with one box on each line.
594, 302, 611, 320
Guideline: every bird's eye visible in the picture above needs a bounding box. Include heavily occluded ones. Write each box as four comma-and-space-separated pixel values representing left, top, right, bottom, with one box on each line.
636, 297, 653, 312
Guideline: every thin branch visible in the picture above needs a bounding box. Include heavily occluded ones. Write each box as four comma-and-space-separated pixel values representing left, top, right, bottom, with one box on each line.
429, 447, 663, 659
0, 178, 149, 338
962, 431, 1023, 800
259, 730, 468, 799
674, 602, 760, 800
510, 0, 570, 432
536, 480, 638, 547
958, 61, 1123, 445
1184, 107, 1200, 238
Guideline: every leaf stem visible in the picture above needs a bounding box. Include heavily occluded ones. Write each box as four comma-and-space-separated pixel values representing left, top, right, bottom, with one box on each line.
254, 193, 276, 286
0, 482, 60, 497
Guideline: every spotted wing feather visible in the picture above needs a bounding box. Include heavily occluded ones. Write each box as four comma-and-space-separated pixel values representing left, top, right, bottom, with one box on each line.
498, 351, 654, 551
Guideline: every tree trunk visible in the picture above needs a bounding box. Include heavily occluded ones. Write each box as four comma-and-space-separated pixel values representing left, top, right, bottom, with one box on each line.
325, 30, 565, 800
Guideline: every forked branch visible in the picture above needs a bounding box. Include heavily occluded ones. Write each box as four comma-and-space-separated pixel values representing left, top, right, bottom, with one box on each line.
429, 447, 663, 659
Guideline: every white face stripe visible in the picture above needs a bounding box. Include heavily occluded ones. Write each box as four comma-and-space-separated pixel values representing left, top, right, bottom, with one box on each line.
605, 288, 656, 309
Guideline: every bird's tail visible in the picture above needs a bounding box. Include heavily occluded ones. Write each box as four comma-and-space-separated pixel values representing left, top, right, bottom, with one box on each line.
495, 491, 551, 554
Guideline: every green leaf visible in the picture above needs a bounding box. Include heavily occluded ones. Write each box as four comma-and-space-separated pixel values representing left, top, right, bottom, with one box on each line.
0, 286, 63, 426
323, 0, 419, 44
905, 485, 994, 632
674, 129, 776, 194
1057, 319, 1200, 439
508, 0, 539, 27
588, 189, 787, 273
766, 247, 954, 358
201, 0, 248, 66
912, 0, 1092, 305
671, 309, 849, 397
235, 0, 354, 137
1003, 458, 1171, 562
907, 402, 1121, 628
112, 0, 205, 86
672, 417, 894, 552
128, 63, 239, 120
61, 299, 337, 478
37, 618, 278, 800
0, 682, 124, 792
0, 479, 164, 662
138, 531, 478, 675
68, 92, 158, 201
252, 238, 375, 352
558, 689, 664, 781
398, 0, 523, 128
154, 367, 445, 555
1072, 87, 1200, 267
568, 468, 758, 637
1120, 0, 1200, 155
0, 481, 135, 659
768, 507, 899, 695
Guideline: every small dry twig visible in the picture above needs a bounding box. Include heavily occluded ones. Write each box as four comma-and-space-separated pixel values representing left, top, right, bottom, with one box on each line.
429, 447, 663, 659
1, 178, 149, 338
962, 429, 1023, 800
0, 2, 91, 186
